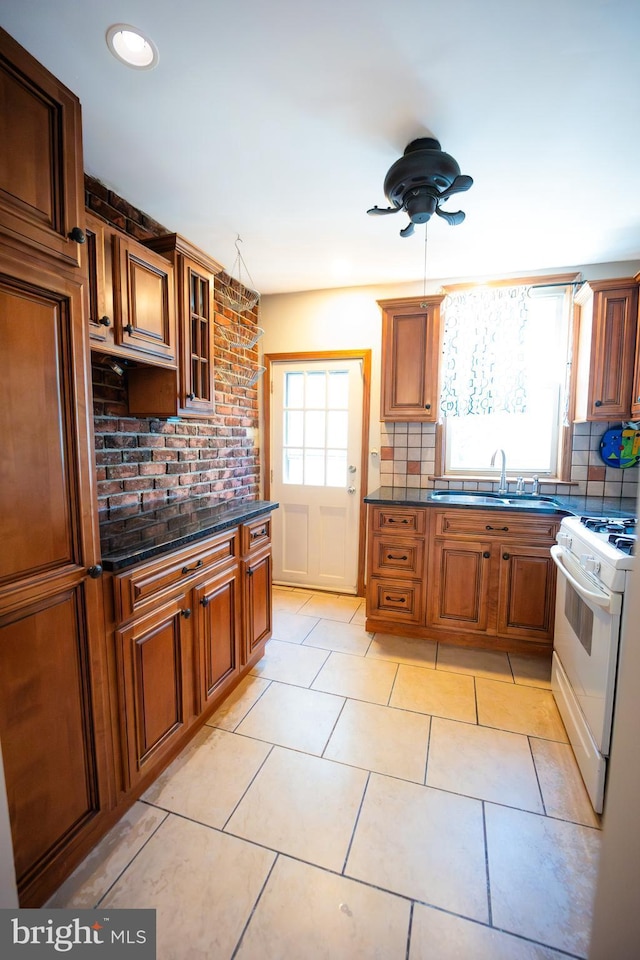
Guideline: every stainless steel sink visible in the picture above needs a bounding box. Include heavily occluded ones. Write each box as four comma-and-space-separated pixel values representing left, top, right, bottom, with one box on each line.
430, 491, 561, 509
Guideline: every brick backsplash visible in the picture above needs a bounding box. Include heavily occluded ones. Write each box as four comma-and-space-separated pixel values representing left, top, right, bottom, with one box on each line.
380, 421, 639, 498
87, 176, 262, 514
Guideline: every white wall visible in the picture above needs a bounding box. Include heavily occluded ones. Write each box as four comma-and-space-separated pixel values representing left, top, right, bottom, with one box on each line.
0, 741, 18, 907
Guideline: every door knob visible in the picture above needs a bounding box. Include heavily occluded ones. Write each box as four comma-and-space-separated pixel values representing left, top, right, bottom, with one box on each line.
348, 486, 356, 494
348, 465, 357, 473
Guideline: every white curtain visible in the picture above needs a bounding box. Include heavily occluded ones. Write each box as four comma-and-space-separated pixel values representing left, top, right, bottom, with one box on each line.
440, 285, 531, 417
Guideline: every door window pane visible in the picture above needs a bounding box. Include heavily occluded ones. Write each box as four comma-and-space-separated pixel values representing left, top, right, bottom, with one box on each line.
282, 367, 351, 487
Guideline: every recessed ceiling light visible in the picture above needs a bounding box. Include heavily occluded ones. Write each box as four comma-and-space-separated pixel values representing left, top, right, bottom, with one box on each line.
106, 24, 158, 70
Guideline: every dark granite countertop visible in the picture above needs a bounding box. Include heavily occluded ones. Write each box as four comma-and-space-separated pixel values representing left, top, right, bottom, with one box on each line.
99, 496, 279, 571
364, 486, 637, 519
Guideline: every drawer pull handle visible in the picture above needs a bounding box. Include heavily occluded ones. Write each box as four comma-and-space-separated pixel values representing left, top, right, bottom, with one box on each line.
387, 554, 408, 561
483, 551, 491, 559
181, 608, 192, 619
385, 595, 406, 603
181, 559, 204, 574
251, 528, 266, 538
503, 553, 510, 560
486, 525, 509, 531
388, 518, 409, 524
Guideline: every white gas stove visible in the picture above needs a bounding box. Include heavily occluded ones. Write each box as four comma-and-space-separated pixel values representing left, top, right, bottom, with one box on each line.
550, 512, 636, 813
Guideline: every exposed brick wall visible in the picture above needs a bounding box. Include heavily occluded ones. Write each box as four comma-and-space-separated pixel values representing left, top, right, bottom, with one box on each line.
87, 176, 262, 514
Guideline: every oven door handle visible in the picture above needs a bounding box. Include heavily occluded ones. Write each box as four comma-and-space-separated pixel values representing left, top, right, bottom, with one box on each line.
550, 545, 616, 611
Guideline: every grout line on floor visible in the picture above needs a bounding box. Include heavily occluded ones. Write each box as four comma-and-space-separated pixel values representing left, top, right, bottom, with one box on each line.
93, 806, 170, 909
229, 852, 279, 960
405, 901, 415, 960
220, 743, 276, 833
340, 770, 371, 877
527, 735, 548, 817
481, 800, 493, 928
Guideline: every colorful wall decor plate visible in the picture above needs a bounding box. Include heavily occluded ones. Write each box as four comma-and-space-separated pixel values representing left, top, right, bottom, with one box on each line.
599, 427, 640, 469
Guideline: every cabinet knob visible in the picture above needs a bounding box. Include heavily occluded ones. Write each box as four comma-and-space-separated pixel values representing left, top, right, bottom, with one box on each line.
424, 403, 431, 410
98, 315, 111, 327
123, 323, 134, 335
87, 564, 103, 579
247, 568, 254, 577
181, 608, 192, 619
68, 226, 86, 244
482, 551, 491, 559
187, 392, 196, 401
502, 552, 510, 561
200, 597, 210, 607
594, 400, 603, 407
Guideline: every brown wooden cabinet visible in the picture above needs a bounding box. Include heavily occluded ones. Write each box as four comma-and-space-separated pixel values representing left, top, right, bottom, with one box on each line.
630, 272, 640, 420
84, 210, 177, 368
127, 234, 223, 417
241, 516, 273, 662
427, 509, 558, 650
108, 516, 272, 790
116, 593, 195, 790
366, 506, 428, 628
365, 503, 559, 654
379, 296, 444, 421
0, 27, 85, 268
0, 28, 114, 908
574, 279, 639, 421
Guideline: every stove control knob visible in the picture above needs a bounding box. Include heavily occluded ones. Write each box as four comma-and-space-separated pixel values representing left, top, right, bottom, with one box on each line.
557, 533, 572, 549
581, 554, 601, 576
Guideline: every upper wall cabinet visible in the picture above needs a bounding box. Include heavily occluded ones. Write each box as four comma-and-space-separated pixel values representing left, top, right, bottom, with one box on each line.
0, 28, 85, 268
379, 296, 444, 421
574, 279, 639, 422
84, 210, 177, 368
126, 234, 223, 418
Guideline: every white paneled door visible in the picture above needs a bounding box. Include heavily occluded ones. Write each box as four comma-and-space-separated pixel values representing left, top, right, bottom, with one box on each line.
270, 358, 364, 594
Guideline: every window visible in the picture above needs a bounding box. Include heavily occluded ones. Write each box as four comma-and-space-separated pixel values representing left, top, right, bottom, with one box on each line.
441, 284, 572, 477
282, 369, 349, 486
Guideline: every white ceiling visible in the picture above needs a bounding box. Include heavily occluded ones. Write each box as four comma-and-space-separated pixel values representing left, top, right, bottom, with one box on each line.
2, 0, 639, 294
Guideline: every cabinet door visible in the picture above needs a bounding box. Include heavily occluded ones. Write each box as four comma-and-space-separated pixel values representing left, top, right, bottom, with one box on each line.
0, 28, 85, 267
428, 539, 493, 633
180, 256, 216, 415
631, 290, 640, 420
575, 282, 638, 421
380, 296, 443, 421
242, 547, 272, 663
497, 544, 556, 643
0, 266, 111, 905
113, 234, 176, 365
116, 595, 194, 789
194, 565, 241, 711
84, 211, 112, 343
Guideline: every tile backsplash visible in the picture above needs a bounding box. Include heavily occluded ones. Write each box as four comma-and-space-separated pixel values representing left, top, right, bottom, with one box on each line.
379, 421, 639, 500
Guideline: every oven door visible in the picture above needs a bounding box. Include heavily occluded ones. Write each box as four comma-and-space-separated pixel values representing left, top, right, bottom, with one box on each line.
550, 544, 622, 756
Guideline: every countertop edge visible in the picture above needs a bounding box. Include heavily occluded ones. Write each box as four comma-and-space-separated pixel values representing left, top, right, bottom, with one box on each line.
100, 500, 279, 572
363, 487, 637, 519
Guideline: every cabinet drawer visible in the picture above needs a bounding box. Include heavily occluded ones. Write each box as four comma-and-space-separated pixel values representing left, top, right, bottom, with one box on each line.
241, 515, 272, 555
366, 577, 424, 624
370, 535, 425, 580
370, 505, 427, 535
434, 509, 559, 542
113, 528, 239, 622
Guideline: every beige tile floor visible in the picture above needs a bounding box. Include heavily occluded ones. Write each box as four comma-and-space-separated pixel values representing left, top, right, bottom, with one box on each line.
48, 586, 602, 960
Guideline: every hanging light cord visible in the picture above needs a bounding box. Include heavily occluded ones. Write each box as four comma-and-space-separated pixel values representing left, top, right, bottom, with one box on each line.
422, 223, 428, 297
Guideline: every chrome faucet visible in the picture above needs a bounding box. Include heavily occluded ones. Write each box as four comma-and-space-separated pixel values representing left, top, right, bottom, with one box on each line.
491, 448, 508, 494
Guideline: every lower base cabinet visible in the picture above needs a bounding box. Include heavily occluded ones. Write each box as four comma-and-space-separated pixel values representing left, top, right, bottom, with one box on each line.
366, 504, 559, 654
108, 514, 273, 796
